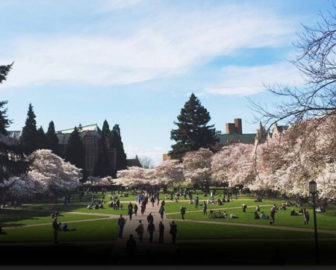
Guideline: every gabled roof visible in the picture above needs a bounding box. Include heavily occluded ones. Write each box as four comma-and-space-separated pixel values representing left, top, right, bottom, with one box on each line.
217, 133, 256, 145
58, 124, 100, 134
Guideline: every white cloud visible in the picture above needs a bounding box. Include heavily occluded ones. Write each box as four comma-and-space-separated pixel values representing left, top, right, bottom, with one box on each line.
125, 146, 166, 167
201, 62, 306, 96
1, 4, 298, 89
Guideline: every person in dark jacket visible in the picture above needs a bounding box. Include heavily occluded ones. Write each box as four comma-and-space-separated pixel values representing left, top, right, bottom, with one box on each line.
52, 218, 60, 244
203, 202, 207, 216
135, 220, 144, 242
169, 221, 177, 245
159, 205, 165, 219
118, 214, 126, 238
180, 207, 186, 219
134, 204, 138, 215
147, 222, 155, 243
126, 234, 137, 257
159, 221, 164, 244
147, 212, 154, 224
128, 203, 133, 220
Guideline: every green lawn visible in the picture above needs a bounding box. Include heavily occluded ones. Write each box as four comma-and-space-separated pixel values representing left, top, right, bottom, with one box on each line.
162, 198, 279, 213
175, 221, 335, 240
167, 206, 336, 231
0, 219, 119, 243
1, 212, 107, 227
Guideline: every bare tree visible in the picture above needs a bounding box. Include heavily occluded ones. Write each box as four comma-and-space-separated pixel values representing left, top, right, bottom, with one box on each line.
251, 7, 336, 131
139, 156, 154, 169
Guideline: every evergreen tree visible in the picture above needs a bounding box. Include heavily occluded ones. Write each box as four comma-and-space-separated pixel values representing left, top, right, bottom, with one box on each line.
0, 64, 28, 183
110, 124, 127, 174
36, 126, 47, 149
65, 127, 84, 169
20, 103, 38, 154
0, 63, 12, 84
102, 120, 110, 137
169, 93, 218, 159
46, 121, 59, 154
94, 120, 112, 177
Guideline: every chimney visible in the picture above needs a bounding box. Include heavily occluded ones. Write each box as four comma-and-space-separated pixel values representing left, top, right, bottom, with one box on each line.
234, 118, 242, 134
226, 123, 236, 134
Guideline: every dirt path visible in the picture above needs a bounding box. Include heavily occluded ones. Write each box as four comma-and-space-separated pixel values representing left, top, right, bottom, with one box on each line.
168, 218, 336, 235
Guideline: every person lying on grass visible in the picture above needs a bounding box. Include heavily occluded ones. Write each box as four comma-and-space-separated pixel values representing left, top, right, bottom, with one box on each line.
230, 213, 238, 219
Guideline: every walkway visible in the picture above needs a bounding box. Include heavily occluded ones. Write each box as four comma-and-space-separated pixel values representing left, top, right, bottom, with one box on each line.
112, 200, 177, 257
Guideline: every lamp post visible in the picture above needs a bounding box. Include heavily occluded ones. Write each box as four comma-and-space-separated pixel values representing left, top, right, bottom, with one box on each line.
309, 180, 319, 265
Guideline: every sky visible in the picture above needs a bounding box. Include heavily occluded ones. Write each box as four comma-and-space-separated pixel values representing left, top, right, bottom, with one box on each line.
0, 0, 334, 166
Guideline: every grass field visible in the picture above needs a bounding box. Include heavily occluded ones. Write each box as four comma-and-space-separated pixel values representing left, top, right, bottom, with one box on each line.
167, 206, 336, 231
0, 219, 119, 243
175, 221, 335, 240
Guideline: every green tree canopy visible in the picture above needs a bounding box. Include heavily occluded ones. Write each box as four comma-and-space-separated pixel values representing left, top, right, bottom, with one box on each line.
20, 103, 38, 154
94, 120, 113, 177
65, 127, 84, 169
110, 124, 127, 174
0, 63, 28, 183
169, 93, 218, 159
46, 121, 59, 154
36, 126, 47, 150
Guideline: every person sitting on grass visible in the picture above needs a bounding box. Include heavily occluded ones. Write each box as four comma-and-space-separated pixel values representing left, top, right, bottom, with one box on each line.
254, 211, 260, 219
280, 203, 287, 210
87, 204, 93, 209
95, 204, 99, 209
242, 204, 247, 212
61, 223, 68, 231
230, 213, 238, 219
260, 211, 267, 219
99, 203, 104, 209
290, 209, 298, 216
256, 205, 260, 212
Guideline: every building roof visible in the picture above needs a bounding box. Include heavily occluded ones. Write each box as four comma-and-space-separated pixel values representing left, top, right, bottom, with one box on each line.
217, 133, 256, 145
57, 130, 100, 145
58, 124, 100, 134
127, 155, 142, 167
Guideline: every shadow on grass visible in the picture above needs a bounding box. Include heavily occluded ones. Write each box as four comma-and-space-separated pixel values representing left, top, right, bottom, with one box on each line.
0, 203, 87, 227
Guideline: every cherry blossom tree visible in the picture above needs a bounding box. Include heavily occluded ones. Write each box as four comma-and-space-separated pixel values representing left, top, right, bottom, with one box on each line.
211, 143, 255, 187
155, 160, 184, 186
26, 149, 82, 199
183, 148, 213, 188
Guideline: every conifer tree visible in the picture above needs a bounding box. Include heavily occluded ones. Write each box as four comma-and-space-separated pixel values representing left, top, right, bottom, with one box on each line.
36, 126, 47, 149
110, 124, 127, 174
20, 103, 38, 154
46, 121, 59, 154
65, 127, 84, 169
94, 120, 112, 177
0, 63, 28, 182
169, 93, 218, 159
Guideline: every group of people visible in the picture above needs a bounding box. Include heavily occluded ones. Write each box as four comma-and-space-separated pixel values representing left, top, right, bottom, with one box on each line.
87, 200, 105, 209
52, 218, 74, 244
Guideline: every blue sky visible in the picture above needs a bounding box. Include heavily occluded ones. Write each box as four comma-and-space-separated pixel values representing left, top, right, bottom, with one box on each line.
0, 0, 334, 165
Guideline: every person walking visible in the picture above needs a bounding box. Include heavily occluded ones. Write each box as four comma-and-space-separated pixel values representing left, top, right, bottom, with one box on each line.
159, 205, 165, 219
134, 204, 138, 216
147, 212, 154, 224
150, 196, 155, 207
169, 221, 177, 245
135, 220, 144, 242
159, 221, 164, 244
304, 209, 310, 225
270, 206, 276, 225
203, 201, 207, 216
195, 196, 199, 208
180, 207, 186, 220
147, 221, 155, 243
52, 218, 59, 244
118, 214, 126, 238
126, 234, 137, 257
128, 203, 133, 220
